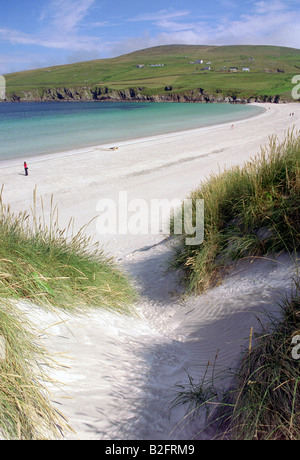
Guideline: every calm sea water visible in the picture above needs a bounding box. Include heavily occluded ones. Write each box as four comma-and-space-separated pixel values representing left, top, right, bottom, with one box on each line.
0, 101, 264, 161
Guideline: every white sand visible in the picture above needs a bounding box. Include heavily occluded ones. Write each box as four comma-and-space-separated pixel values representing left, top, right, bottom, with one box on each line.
1, 102, 299, 439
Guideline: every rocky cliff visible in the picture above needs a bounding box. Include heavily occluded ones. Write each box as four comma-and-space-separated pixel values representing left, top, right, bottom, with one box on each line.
5, 86, 282, 103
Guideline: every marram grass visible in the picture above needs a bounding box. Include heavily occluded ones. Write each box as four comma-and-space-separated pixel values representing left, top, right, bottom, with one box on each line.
172, 278, 300, 440
0, 300, 73, 439
0, 190, 137, 439
0, 188, 136, 314
222, 278, 300, 440
170, 130, 300, 440
172, 130, 300, 293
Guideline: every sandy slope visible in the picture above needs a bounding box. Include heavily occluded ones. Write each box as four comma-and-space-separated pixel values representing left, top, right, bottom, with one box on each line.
1, 102, 299, 439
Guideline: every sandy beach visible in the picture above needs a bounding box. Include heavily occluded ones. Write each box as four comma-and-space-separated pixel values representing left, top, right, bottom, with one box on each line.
1, 103, 298, 255
1, 102, 299, 439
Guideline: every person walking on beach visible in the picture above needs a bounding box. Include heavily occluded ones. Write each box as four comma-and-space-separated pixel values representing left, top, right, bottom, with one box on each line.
24, 161, 28, 176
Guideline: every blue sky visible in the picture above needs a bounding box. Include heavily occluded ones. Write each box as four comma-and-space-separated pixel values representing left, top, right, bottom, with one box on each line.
0, 0, 299, 74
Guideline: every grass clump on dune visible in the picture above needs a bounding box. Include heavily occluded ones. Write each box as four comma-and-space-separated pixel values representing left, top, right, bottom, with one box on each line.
0, 190, 136, 439
172, 130, 300, 293
0, 189, 136, 313
219, 278, 300, 440
170, 130, 300, 440
171, 279, 300, 440
0, 301, 71, 439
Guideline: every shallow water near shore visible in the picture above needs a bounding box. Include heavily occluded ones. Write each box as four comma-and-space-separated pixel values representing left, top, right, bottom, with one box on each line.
0, 101, 263, 161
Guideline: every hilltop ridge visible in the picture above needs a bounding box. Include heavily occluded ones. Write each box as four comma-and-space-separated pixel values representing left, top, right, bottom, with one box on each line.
4, 44, 300, 103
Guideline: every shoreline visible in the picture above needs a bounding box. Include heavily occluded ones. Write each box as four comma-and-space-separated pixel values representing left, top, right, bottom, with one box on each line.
0, 102, 298, 259
0, 102, 266, 170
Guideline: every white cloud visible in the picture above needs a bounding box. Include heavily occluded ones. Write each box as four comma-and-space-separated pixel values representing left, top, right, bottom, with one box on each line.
155, 19, 200, 33
0, 27, 38, 46
41, 0, 96, 33
0, 0, 105, 56
216, 7, 300, 47
253, 0, 286, 14
89, 21, 111, 28
0, 0, 299, 73
0, 26, 103, 52
129, 9, 191, 23
123, 1, 300, 50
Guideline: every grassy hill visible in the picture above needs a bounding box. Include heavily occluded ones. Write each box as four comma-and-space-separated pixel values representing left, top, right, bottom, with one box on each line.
4, 44, 300, 102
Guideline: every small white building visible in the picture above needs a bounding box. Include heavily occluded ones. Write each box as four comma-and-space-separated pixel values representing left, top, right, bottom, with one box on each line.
242, 67, 250, 71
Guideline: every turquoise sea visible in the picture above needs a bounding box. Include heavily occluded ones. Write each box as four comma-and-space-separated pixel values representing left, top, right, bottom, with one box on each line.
0, 101, 264, 161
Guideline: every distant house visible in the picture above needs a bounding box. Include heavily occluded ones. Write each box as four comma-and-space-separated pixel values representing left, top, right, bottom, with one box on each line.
230, 67, 238, 72
242, 67, 250, 71
203, 66, 211, 71
136, 64, 144, 69
190, 59, 203, 64
149, 64, 165, 67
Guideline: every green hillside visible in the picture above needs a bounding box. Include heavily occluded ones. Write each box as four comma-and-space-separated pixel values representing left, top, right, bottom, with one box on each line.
4, 44, 300, 102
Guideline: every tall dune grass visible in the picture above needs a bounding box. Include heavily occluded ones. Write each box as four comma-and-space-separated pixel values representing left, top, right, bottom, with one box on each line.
0, 189, 136, 438
172, 130, 300, 292
218, 278, 300, 440
172, 278, 300, 440
0, 300, 72, 439
170, 130, 300, 440
0, 188, 136, 313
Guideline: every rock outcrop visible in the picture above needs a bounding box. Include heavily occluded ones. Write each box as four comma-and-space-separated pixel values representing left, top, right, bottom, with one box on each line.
4, 86, 282, 104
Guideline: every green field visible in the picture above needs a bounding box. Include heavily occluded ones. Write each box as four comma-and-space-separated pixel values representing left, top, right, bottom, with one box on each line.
4, 44, 300, 102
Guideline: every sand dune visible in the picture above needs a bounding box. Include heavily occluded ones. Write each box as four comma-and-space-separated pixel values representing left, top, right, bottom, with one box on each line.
1, 102, 299, 439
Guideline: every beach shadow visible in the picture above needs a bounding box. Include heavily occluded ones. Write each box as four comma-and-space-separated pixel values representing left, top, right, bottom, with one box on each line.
123, 238, 185, 305
106, 252, 296, 439
54, 248, 297, 440
71, 292, 286, 440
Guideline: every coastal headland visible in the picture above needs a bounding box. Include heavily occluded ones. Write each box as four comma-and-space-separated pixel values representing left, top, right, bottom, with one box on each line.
4, 44, 300, 103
